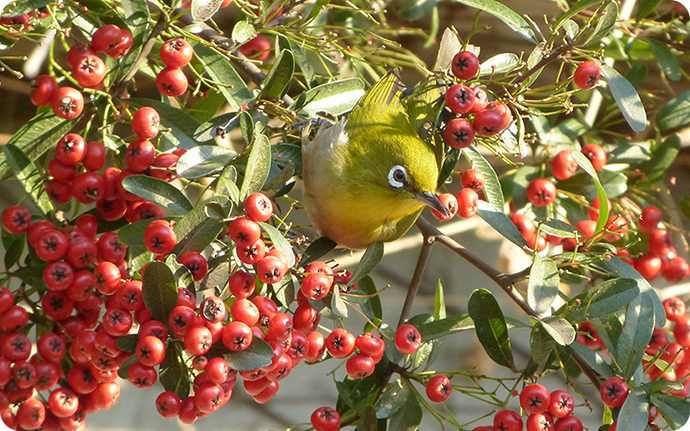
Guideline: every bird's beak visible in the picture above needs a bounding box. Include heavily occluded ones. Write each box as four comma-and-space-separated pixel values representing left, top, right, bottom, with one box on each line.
415, 191, 449, 217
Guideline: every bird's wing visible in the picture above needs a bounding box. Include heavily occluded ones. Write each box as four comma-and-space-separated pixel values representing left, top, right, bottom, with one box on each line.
346, 70, 407, 134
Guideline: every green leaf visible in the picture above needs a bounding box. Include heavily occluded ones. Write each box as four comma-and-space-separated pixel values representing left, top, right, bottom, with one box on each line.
349, 242, 384, 287
438, 148, 461, 188
194, 112, 240, 142
570, 151, 609, 234
193, 44, 254, 111
176, 145, 238, 179
223, 337, 273, 371
539, 316, 576, 345
172, 195, 229, 256
434, 280, 446, 320
527, 255, 560, 313
231, 21, 255, 44
647, 39, 680, 81
601, 64, 647, 133
2, 144, 53, 215
479, 53, 520, 76
468, 289, 516, 370
357, 276, 383, 322
3, 233, 24, 269
377, 379, 423, 430
567, 341, 615, 378
259, 49, 295, 101
416, 314, 474, 341
579, 0, 617, 46
553, 0, 603, 30
656, 90, 690, 131
298, 237, 337, 268
159, 344, 190, 400
191, 0, 221, 21
509, 165, 540, 208
331, 286, 348, 318
117, 354, 139, 380
115, 334, 139, 353
561, 278, 638, 321
453, 0, 537, 43
0, 111, 77, 181
637, 134, 680, 187
434, 28, 463, 72
122, 175, 193, 214
539, 219, 582, 239
477, 201, 532, 251
530, 323, 556, 370
399, 0, 440, 20
650, 393, 690, 429
465, 146, 505, 210
142, 262, 178, 328
296, 79, 366, 116
618, 387, 649, 431
258, 222, 296, 267
636, 0, 664, 20
618, 294, 655, 380
2, 0, 54, 15
239, 134, 272, 201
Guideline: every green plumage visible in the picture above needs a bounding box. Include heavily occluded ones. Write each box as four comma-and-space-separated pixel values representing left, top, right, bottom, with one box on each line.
302, 72, 442, 249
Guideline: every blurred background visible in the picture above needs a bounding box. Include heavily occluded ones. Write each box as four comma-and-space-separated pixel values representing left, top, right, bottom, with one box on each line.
1, 0, 690, 429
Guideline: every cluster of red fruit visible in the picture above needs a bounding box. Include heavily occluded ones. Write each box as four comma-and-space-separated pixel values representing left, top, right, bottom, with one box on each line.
432, 168, 485, 222
156, 38, 193, 97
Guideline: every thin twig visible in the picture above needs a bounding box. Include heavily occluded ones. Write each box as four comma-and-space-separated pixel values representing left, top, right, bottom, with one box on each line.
414, 216, 603, 389
397, 236, 435, 327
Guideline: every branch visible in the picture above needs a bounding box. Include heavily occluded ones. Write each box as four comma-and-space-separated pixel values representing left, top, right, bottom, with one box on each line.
397, 236, 435, 327
177, 12, 294, 106
414, 216, 603, 389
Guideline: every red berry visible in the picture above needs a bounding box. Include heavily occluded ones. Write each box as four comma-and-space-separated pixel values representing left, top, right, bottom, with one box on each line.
426, 374, 452, 403
92, 24, 122, 53
3, 206, 31, 235
461, 169, 486, 192
106, 27, 134, 58
457, 188, 479, 219
451, 51, 479, 80
346, 354, 375, 379
445, 83, 475, 114
581, 143, 606, 171
551, 150, 578, 180
30, 75, 57, 106
548, 390, 574, 419
554, 415, 583, 431
469, 87, 489, 113
160, 38, 194, 68
67, 44, 97, 68
256, 255, 288, 284
444, 117, 475, 149
473, 109, 505, 136
488, 101, 513, 130
51, 87, 84, 120
431, 193, 458, 221
126, 139, 156, 172
311, 406, 340, 431
526, 178, 557, 207
84, 141, 106, 171
72, 172, 105, 204
639, 206, 662, 235
245, 192, 273, 222
56, 133, 86, 166
239, 35, 271, 60
526, 413, 554, 431
395, 324, 422, 355
520, 383, 551, 414
228, 217, 261, 245
132, 107, 160, 140
144, 220, 176, 255
573, 60, 601, 90
494, 409, 523, 431
156, 391, 181, 418
600, 376, 629, 408
72, 54, 106, 87
156, 67, 188, 97
326, 328, 355, 359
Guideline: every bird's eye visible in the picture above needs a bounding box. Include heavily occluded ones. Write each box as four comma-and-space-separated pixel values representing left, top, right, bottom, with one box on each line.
388, 165, 408, 189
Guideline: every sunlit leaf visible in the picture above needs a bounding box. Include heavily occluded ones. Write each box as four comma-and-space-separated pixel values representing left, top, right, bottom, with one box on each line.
601, 64, 647, 133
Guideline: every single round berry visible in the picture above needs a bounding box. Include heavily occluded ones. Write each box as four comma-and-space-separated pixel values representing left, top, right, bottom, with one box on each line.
92, 24, 123, 52
311, 406, 340, 431
444, 117, 475, 149
426, 374, 452, 403
573, 60, 601, 90
461, 169, 486, 192
156, 67, 188, 97
3, 206, 31, 235
431, 193, 458, 221
457, 188, 479, 219
30, 75, 57, 106
51, 86, 84, 120
132, 107, 161, 140
581, 143, 606, 171
473, 109, 505, 136
451, 51, 480, 80
395, 324, 422, 355
520, 383, 551, 414
160, 38, 194, 68
445, 83, 476, 114
600, 376, 629, 408
245, 192, 274, 222
551, 150, 578, 180
527, 178, 557, 207
239, 35, 271, 61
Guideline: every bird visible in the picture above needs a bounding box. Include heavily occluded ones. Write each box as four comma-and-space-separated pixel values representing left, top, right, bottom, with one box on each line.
301, 71, 447, 249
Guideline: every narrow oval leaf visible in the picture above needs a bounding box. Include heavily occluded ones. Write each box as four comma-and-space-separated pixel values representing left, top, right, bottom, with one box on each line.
454, 0, 537, 43
191, 0, 221, 22
259, 49, 295, 101
194, 112, 240, 144
239, 134, 272, 201
479, 53, 520, 76
553, 0, 603, 30
357, 276, 383, 321
231, 21, 255, 44
539, 316, 576, 345
477, 200, 532, 251
617, 387, 649, 431
298, 237, 337, 268
656, 90, 690, 130
159, 344, 190, 399
434, 28, 463, 72
177, 145, 238, 179
388, 380, 423, 431
224, 338, 273, 371
562, 278, 638, 321
618, 294, 655, 379
349, 241, 384, 287
637, 134, 680, 187
465, 146, 505, 210
568, 341, 615, 378
647, 39, 681, 81
601, 64, 647, 133
530, 324, 556, 370
417, 314, 474, 341
650, 393, 690, 429
122, 175, 193, 214
297, 79, 366, 116
172, 196, 229, 256
468, 289, 516, 370
527, 255, 560, 313
258, 222, 296, 267
539, 219, 582, 239
142, 261, 178, 327
193, 43, 254, 110
3, 144, 53, 215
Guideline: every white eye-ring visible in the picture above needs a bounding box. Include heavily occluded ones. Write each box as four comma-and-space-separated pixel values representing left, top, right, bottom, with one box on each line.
388, 165, 408, 189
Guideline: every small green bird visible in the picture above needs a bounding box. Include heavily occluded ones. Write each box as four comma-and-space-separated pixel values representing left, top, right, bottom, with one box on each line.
302, 71, 447, 249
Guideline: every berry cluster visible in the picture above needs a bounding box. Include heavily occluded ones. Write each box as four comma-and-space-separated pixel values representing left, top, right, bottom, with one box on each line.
157, 39, 192, 97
